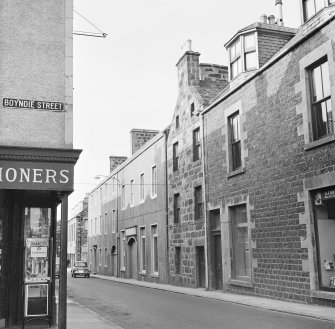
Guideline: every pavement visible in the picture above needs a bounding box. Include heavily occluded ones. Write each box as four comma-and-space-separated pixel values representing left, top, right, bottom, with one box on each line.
62, 274, 335, 328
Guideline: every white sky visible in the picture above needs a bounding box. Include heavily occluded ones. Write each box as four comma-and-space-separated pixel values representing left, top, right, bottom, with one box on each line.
70, 0, 301, 212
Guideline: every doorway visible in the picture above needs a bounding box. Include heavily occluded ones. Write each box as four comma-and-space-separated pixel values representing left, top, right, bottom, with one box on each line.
127, 237, 137, 279
93, 247, 97, 274
210, 209, 223, 290
196, 246, 206, 288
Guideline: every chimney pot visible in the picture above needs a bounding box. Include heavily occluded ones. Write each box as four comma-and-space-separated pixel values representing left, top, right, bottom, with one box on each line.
187, 39, 192, 52
268, 15, 276, 24
260, 14, 268, 23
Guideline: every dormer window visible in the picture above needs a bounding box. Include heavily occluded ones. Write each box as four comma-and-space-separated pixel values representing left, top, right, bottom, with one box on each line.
244, 33, 257, 71
302, 0, 327, 21
230, 39, 241, 79
229, 32, 258, 80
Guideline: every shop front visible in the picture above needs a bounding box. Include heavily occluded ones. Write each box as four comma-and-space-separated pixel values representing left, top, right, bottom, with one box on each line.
313, 187, 335, 292
0, 146, 80, 328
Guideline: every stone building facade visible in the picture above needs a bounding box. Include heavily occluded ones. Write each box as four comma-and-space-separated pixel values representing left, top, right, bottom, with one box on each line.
166, 45, 228, 288
88, 129, 168, 283
203, 2, 335, 306
86, 0, 335, 308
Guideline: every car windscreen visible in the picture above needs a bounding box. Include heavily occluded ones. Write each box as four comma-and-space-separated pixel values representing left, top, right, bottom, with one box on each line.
75, 262, 87, 267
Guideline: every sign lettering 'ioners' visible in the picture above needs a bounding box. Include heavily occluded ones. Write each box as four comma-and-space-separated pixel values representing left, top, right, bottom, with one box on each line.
3, 98, 64, 111
0, 161, 74, 191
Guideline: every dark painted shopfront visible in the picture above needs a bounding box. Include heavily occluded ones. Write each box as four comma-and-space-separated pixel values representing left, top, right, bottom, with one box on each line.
0, 146, 80, 328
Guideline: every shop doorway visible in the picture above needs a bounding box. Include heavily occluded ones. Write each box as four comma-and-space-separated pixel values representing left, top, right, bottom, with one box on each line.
196, 246, 206, 288
0, 190, 59, 328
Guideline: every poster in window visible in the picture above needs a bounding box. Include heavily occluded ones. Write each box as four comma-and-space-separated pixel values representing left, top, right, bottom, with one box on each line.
25, 238, 49, 282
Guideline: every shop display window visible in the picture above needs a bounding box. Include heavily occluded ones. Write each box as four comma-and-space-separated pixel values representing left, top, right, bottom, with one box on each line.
24, 208, 51, 283
314, 190, 335, 290
0, 217, 2, 286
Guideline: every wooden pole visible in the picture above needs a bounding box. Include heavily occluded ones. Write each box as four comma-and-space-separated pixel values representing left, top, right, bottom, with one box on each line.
58, 195, 68, 329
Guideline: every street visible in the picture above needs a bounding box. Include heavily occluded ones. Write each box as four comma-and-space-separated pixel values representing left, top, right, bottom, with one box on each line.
67, 275, 335, 329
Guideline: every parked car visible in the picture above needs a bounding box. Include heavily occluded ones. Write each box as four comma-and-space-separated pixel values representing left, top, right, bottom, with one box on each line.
71, 261, 90, 278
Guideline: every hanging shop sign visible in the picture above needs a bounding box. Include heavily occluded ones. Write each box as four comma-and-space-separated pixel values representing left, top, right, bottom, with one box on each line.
0, 161, 74, 191
2, 98, 64, 111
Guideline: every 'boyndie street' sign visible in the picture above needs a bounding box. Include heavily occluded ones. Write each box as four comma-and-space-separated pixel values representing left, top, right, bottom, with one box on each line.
3, 98, 64, 111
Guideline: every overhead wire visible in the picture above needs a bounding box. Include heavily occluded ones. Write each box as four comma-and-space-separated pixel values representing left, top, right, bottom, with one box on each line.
73, 8, 107, 38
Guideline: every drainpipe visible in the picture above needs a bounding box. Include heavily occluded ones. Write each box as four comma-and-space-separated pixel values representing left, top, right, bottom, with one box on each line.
200, 112, 209, 290
116, 174, 119, 278
164, 129, 169, 284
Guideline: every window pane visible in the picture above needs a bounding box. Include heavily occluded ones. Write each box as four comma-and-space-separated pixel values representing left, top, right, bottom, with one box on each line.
321, 61, 330, 98
303, 0, 315, 20
312, 65, 324, 102
244, 33, 255, 50
232, 204, 247, 225
230, 115, 240, 142
315, 0, 325, 12
231, 205, 250, 280
233, 226, 249, 277
313, 99, 333, 139
245, 51, 257, 71
232, 141, 242, 170
235, 39, 241, 57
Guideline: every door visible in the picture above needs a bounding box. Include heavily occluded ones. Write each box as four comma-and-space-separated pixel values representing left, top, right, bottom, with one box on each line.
93, 248, 97, 274
196, 246, 206, 288
127, 238, 137, 279
212, 234, 223, 290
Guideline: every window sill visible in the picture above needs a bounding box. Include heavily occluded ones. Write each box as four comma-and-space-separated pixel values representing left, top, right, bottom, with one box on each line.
311, 290, 335, 300
139, 271, 147, 276
120, 267, 125, 272
151, 273, 159, 278
228, 279, 253, 288
227, 167, 245, 178
304, 134, 335, 151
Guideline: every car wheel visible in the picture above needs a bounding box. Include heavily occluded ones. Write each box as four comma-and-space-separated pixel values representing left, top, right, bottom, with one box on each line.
87, 275, 90, 278
73, 274, 76, 278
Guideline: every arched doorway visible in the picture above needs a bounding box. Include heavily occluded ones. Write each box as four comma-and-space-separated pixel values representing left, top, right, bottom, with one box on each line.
127, 237, 137, 279
111, 245, 117, 277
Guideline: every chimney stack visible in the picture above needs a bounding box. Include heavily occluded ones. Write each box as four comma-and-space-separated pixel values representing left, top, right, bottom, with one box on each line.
275, 0, 284, 26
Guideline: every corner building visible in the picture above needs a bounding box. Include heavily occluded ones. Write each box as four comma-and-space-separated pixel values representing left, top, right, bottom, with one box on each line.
203, 2, 335, 306
0, 1, 81, 328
